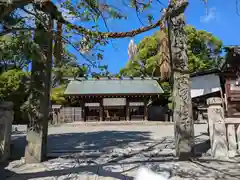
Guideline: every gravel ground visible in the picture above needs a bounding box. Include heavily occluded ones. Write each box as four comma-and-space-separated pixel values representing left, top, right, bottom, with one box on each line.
2, 123, 239, 180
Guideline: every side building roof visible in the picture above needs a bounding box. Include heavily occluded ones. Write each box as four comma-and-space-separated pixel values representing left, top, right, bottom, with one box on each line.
64, 78, 164, 96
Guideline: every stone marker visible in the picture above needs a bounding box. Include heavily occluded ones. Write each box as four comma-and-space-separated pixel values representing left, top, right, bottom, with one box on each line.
0, 101, 13, 163
207, 97, 228, 159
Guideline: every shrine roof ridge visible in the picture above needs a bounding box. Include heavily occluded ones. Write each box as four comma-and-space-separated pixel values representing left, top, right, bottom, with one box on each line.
63, 76, 161, 81
224, 45, 240, 49
190, 69, 220, 78
64, 77, 164, 95
224, 45, 240, 53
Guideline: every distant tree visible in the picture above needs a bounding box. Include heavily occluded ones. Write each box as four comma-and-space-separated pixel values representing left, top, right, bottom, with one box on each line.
128, 39, 137, 61
0, 32, 33, 72
0, 69, 30, 123
51, 84, 68, 105
91, 65, 110, 77
120, 34, 162, 77
186, 26, 224, 72
120, 25, 223, 77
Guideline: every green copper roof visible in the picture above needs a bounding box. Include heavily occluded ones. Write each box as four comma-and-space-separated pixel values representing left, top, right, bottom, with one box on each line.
64, 78, 164, 95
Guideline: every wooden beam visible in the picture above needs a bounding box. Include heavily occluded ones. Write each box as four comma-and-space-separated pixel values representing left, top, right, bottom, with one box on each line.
144, 99, 148, 121
99, 99, 104, 121
81, 101, 86, 122
125, 98, 130, 121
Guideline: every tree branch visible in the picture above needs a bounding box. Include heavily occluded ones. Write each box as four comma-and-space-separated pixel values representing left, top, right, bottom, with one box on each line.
1, 0, 188, 39
1, 0, 161, 39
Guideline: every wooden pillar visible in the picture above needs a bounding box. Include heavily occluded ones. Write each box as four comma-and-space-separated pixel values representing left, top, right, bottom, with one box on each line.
125, 98, 130, 121
81, 101, 86, 122
99, 99, 104, 121
144, 99, 148, 121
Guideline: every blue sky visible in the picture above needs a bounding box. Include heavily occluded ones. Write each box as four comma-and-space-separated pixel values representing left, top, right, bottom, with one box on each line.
72, 0, 240, 74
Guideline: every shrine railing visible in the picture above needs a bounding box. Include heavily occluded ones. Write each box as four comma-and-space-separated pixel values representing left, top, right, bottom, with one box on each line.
207, 97, 240, 159
225, 118, 240, 157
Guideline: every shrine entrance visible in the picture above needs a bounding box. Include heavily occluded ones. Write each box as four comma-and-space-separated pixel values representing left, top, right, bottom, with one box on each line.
64, 77, 164, 122
104, 106, 125, 121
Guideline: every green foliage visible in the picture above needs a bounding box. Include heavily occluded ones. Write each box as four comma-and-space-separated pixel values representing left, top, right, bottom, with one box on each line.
61, 0, 128, 61
185, 26, 223, 73
119, 25, 223, 97
120, 25, 223, 77
0, 33, 33, 72
52, 64, 88, 86
51, 85, 67, 105
91, 64, 110, 77
160, 81, 171, 94
0, 69, 30, 124
120, 35, 161, 76
0, 69, 29, 100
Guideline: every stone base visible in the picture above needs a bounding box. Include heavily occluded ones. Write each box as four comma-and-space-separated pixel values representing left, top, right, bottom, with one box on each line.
24, 131, 47, 164
24, 145, 45, 164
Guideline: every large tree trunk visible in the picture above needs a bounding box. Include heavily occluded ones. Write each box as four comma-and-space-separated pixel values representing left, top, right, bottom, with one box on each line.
24, 18, 53, 163
53, 21, 63, 85
168, 0, 194, 160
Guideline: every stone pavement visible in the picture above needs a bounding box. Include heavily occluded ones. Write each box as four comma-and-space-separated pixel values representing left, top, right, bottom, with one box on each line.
2, 124, 240, 180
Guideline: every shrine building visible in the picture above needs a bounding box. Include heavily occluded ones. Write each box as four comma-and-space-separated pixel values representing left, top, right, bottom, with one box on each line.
221, 46, 240, 117
64, 77, 165, 121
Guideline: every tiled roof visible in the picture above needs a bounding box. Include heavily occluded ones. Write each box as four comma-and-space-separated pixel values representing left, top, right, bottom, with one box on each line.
64, 78, 164, 95
190, 69, 220, 78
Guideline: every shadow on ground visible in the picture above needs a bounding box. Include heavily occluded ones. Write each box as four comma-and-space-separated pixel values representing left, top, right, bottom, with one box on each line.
194, 139, 210, 157
10, 130, 152, 160
48, 130, 151, 152
7, 130, 153, 179
5, 157, 240, 180
10, 130, 211, 160
7, 129, 240, 180
0, 159, 18, 179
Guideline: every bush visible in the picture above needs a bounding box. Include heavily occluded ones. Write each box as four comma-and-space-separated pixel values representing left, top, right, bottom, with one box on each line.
0, 69, 30, 124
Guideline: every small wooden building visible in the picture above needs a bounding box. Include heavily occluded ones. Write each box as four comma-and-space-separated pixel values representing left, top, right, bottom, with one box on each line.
190, 69, 223, 121
190, 69, 222, 99
64, 77, 164, 121
221, 46, 240, 117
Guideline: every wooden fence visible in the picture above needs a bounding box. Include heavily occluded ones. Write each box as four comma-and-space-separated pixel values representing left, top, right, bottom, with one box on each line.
51, 107, 82, 124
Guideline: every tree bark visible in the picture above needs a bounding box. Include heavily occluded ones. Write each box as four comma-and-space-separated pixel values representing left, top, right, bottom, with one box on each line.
168, 0, 194, 160
53, 21, 63, 85
24, 17, 53, 163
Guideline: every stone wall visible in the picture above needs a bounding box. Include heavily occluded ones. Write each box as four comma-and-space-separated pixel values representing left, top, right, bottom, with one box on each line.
0, 102, 13, 163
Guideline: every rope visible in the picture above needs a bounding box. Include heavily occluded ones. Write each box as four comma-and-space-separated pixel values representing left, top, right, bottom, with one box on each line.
59, 17, 162, 39
58, 1, 188, 39
1, 0, 188, 39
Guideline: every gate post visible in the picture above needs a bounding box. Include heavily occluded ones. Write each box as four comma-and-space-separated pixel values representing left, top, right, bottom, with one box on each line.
0, 102, 14, 163
207, 97, 228, 159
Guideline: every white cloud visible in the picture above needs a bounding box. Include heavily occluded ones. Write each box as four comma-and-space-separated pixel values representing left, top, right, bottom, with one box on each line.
200, 7, 218, 23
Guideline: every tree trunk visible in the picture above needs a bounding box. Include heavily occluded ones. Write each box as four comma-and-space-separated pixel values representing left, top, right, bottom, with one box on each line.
24, 18, 53, 163
53, 21, 63, 85
168, 0, 194, 160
